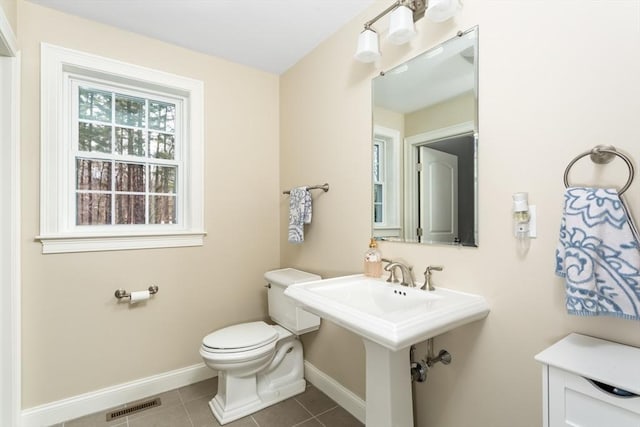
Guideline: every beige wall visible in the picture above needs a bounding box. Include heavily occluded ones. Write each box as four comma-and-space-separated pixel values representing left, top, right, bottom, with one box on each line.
0, 0, 16, 35
19, 1, 280, 408
405, 91, 474, 136
281, 1, 640, 426
373, 106, 404, 136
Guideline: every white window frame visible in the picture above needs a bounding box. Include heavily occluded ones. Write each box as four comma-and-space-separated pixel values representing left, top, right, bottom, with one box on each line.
38, 44, 205, 253
373, 138, 385, 224
372, 125, 400, 237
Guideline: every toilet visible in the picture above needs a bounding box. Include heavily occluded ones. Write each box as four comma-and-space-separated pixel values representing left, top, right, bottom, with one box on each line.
200, 268, 321, 425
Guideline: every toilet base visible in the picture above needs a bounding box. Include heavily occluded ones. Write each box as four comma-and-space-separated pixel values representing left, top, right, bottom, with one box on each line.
208, 337, 306, 425
209, 378, 306, 425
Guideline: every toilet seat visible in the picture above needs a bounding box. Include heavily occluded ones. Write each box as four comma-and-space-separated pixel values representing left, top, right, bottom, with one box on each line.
202, 321, 278, 354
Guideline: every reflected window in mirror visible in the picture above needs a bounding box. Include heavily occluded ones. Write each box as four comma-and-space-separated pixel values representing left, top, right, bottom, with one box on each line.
372, 126, 401, 238
372, 26, 478, 247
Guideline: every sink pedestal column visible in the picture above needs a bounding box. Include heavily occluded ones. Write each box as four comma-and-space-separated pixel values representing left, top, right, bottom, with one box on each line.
363, 340, 413, 427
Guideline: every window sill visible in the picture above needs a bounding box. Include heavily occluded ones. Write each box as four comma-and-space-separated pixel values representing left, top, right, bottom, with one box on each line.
36, 231, 206, 254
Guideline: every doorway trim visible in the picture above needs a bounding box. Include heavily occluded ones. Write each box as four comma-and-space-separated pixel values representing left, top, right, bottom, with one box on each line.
0, 6, 20, 427
404, 121, 473, 242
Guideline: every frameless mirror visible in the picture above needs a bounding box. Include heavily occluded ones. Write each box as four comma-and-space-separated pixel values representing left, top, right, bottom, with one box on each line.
372, 26, 478, 246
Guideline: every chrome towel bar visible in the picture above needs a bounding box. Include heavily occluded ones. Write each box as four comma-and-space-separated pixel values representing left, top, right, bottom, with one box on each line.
282, 183, 330, 195
563, 145, 635, 195
114, 285, 159, 300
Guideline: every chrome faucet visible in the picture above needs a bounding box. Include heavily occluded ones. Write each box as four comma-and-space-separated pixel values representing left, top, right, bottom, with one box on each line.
384, 262, 415, 287
422, 265, 443, 291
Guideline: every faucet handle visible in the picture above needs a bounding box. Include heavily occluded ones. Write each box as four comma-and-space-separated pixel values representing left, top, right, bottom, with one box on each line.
423, 265, 444, 291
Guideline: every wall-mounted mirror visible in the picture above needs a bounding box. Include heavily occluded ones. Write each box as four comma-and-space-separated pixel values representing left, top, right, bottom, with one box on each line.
372, 26, 478, 246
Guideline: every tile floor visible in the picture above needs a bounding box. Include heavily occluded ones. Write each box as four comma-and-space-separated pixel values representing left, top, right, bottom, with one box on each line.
51, 377, 364, 427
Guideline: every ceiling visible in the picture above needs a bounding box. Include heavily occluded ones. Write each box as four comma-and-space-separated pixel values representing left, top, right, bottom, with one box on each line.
27, 0, 377, 74
373, 29, 476, 113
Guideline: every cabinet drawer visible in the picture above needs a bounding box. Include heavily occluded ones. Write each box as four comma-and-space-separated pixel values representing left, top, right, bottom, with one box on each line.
549, 366, 640, 427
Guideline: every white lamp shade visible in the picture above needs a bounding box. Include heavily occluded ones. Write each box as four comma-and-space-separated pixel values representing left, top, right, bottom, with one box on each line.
426, 0, 460, 23
354, 28, 380, 63
386, 5, 416, 45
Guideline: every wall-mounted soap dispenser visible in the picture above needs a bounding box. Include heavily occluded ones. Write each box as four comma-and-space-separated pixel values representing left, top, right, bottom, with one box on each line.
512, 192, 537, 239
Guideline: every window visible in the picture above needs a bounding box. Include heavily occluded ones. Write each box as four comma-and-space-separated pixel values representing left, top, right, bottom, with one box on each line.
373, 139, 385, 224
39, 44, 205, 253
372, 126, 400, 238
74, 84, 179, 226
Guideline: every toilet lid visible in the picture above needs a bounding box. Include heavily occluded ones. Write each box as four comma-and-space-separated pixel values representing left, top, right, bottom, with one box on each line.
202, 321, 278, 351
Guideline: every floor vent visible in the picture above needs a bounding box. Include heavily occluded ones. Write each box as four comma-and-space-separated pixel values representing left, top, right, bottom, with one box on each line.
106, 397, 161, 421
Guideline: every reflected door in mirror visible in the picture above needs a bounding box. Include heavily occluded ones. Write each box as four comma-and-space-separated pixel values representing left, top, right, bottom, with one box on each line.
419, 147, 458, 244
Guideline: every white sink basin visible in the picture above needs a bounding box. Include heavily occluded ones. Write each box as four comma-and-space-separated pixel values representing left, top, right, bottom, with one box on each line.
284, 274, 489, 351
285, 273, 490, 426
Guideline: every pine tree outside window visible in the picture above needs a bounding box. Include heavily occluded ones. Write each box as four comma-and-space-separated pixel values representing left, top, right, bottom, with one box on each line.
74, 84, 179, 226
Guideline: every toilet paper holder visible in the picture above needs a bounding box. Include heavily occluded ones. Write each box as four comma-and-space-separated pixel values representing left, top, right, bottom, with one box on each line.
114, 285, 159, 300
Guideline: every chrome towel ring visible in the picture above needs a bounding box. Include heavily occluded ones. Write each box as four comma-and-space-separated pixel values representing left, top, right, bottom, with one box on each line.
563, 145, 635, 195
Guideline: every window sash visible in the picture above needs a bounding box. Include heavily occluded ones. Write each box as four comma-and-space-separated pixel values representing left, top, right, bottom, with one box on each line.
373, 139, 385, 225
69, 78, 184, 231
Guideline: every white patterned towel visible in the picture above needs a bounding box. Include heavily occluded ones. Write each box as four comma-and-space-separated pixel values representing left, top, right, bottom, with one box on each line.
288, 187, 312, 244
555, 187, 640, 320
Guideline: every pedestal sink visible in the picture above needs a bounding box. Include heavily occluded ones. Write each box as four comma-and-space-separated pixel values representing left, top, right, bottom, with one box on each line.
284, 274, 489, 427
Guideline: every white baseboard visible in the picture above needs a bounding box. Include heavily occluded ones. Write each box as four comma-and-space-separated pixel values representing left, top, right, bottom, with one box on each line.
304, 360, 365, 424
20, 360, 365, 427
21, 363, 215, 427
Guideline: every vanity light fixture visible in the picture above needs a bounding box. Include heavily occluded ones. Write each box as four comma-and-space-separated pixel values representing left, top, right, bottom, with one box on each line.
425, 0, 461, 22
355, 27, 381, 62
354, 0, 461, 63
387, 4, 417, 45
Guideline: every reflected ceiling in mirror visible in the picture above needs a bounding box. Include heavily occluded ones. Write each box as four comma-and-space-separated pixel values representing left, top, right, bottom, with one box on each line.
372, 26, 478, 246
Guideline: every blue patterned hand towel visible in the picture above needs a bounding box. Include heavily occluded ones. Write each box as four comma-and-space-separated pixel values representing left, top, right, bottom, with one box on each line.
555, 187, 640, 320
288, 187, 312, 244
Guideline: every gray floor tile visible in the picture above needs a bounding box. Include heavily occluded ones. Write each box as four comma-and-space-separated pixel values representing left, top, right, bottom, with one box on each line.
179, 377, 218, 403
224, 416, 259, 427
292, 418, 323, 427
127, 390, 182, 420
294, 386, 337, 416
251, 398, 313, 427
64, 405, 126, 427
183, 394, 218, 427
316, 407, 364, 427
184, 394, 258, 427
128, 403, 192, 427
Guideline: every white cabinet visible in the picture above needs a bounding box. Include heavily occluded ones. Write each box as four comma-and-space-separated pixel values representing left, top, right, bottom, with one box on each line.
535, 334, 640, 427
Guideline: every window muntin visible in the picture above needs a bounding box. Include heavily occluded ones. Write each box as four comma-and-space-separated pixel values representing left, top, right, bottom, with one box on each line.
72, 81, 181, 228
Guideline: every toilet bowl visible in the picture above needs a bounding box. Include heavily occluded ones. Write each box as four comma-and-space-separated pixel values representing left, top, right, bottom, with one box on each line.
200, 268, 321, 425
201, 321, 279, 376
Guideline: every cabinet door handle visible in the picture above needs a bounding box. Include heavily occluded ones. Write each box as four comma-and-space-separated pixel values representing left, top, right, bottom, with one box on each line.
587, 378, 639, 398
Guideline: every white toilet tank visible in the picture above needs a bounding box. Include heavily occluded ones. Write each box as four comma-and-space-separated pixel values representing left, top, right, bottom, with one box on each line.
264, 268, 321, 334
